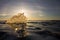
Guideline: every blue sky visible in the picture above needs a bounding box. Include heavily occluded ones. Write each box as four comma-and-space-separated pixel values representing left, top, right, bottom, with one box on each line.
0, 0, 60, 20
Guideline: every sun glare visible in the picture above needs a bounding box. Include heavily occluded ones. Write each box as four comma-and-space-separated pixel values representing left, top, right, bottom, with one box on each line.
19, 9, 29, 17
20, 9, 24, 13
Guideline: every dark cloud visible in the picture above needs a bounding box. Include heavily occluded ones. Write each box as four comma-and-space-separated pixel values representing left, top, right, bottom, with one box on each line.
0, 0, 60, 20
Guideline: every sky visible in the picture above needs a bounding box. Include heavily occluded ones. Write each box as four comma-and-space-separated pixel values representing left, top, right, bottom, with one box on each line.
0, 0, 60, 20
